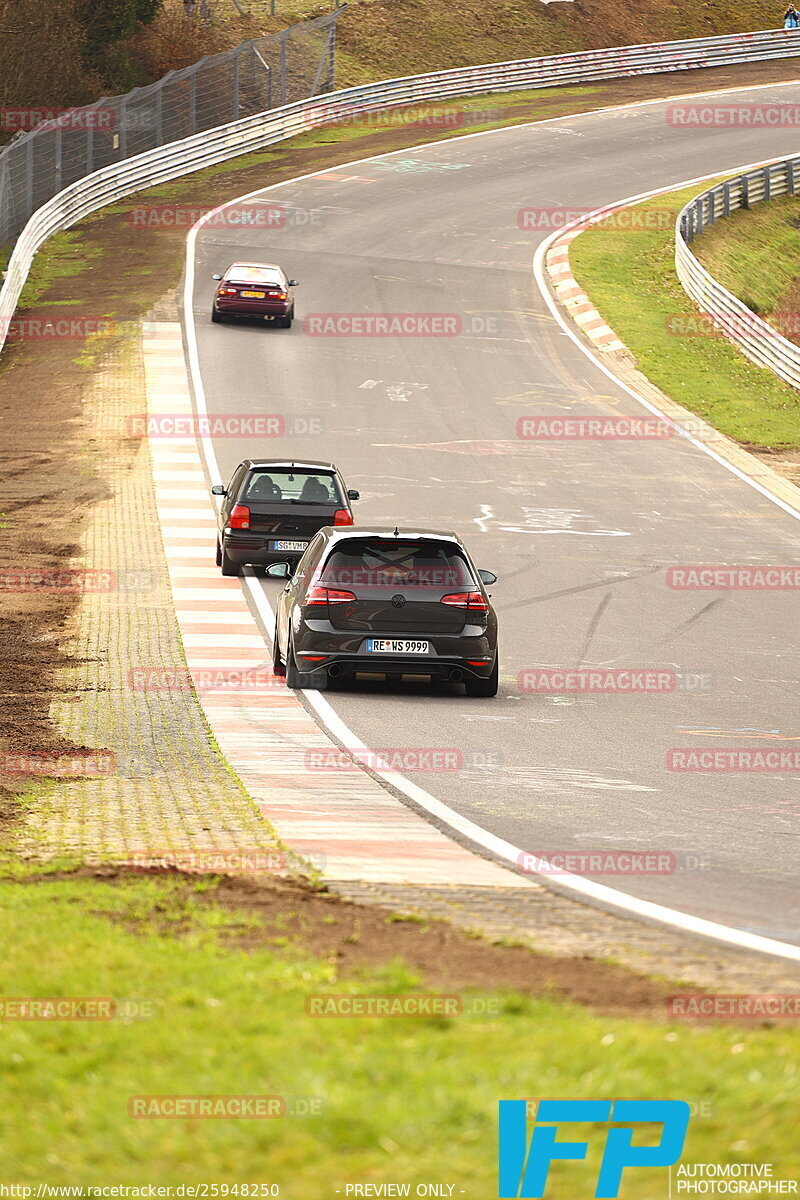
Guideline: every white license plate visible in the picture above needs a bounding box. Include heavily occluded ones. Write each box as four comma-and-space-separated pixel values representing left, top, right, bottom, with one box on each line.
366, 639, 430, 654
273, 539, 308, 552
240, 290, 265, 299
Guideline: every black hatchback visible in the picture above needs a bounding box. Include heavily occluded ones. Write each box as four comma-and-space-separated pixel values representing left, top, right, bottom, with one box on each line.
268, 527, 499, 697
212, 460, 359, 576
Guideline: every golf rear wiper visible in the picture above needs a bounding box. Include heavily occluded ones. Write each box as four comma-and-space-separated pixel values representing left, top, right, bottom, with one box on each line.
288, 499, 334, 505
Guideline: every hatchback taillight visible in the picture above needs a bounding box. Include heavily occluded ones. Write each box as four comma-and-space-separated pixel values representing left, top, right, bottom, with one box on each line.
333, 509, 353, 526
218, 286, 238, 296
229, 504, 250, 530
305, 584, 356, 606
440, 591, 489, 612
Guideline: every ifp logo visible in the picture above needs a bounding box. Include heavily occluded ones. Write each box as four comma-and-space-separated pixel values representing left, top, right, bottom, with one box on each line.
498, 1099, 690, 1197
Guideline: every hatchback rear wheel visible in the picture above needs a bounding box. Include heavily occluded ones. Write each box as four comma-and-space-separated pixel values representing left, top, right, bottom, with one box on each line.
464, 655, 498, 698
220, 541, 239, 577
271, 626, 286, 677
286, 635, 324, 690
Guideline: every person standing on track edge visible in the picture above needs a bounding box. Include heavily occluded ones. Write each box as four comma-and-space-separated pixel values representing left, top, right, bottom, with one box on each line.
784, 5, 799, 29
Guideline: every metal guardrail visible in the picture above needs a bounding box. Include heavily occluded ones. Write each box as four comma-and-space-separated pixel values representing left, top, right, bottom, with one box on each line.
676, 155, 800, 389
4, 26, 800, 358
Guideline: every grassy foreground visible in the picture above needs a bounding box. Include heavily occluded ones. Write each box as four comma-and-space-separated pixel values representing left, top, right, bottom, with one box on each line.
1, 875, 799, 1190
568, 184, 800, 448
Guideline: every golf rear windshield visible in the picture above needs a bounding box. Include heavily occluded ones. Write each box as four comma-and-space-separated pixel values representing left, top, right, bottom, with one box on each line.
243, 470, 343, 504
319, 539, 475, 591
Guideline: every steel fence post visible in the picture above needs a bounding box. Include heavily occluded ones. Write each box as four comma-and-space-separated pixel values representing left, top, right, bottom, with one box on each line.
233, 49, 241, 120
119, 100, 128, 159
25, 136, 34, 223
281, 34, 287, 105
54, 127, 63, 193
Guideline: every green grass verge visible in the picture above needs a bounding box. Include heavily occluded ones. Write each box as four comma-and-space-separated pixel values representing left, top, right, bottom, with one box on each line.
568, 184, 800, 448
692, 193, 800, 317
2, 876, 799, 1188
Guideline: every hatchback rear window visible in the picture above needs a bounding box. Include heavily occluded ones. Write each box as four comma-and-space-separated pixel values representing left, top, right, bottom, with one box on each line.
243, 470, 343, 504
319, 539, 474, 591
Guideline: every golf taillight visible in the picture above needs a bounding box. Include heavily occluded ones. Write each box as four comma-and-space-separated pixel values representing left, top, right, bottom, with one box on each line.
305, 584, 356, 606
440, 591, 489, 612
218, 286, 238, 296
229, 504, 250, 530
333, 509, 353, 526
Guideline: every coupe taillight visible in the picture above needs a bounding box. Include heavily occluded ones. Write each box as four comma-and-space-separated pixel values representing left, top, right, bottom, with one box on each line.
218, 286, 238, 296
440, 591, 489, 612
305, 584, 356, 606
333, 509, 353, 526
229, 504, 250, 530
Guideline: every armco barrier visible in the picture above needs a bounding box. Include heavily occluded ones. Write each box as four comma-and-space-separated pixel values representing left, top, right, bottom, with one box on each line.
3, 27, 800, 358
676, 156, 800, 389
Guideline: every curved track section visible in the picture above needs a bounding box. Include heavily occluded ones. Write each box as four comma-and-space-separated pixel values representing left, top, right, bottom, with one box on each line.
187, 82, 800, 947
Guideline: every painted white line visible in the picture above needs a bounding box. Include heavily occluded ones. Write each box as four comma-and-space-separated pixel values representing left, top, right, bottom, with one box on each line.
182, 81, 800, 961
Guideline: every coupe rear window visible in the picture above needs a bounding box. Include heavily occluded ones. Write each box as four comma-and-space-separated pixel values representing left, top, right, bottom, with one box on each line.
319, 539, 474, 591
243, 470, 343, 504
226, 267, 282, 285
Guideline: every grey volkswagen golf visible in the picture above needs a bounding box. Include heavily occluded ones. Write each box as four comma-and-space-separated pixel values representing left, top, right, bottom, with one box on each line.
268, 527, 499, 696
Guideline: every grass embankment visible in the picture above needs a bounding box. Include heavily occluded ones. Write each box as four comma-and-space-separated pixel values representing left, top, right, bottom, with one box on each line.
569, 184, 800, 448
1, 874, 799, 1188
692, 193, 800, 328
150, 0, 785, 89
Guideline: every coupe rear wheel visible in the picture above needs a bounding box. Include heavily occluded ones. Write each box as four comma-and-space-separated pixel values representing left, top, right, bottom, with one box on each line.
220, 542, 239, 577
464, 655, 499, 698
211, 307, 226, 324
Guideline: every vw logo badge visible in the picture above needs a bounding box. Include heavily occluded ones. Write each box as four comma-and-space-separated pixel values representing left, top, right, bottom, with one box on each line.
391, 594, 406, 608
